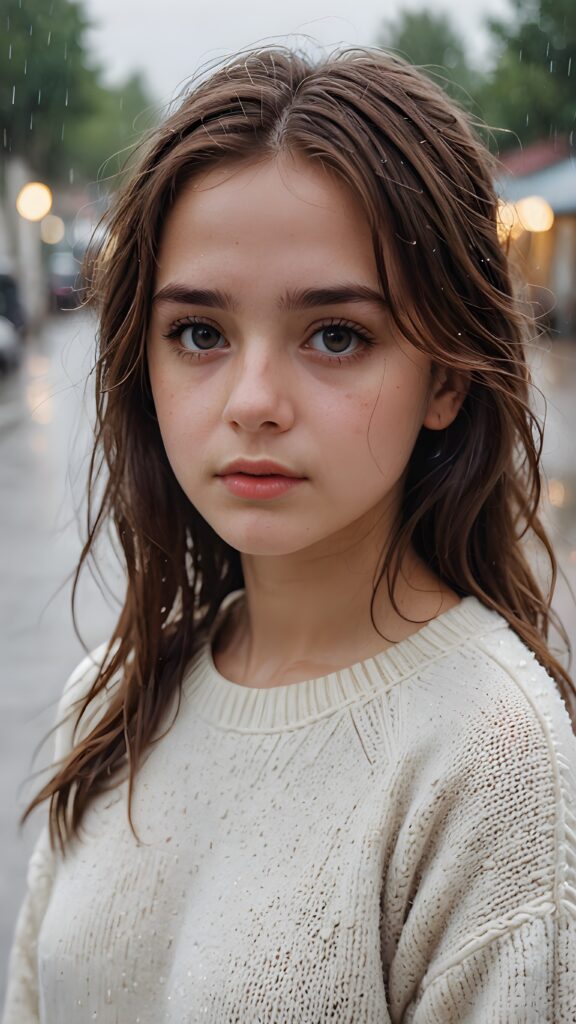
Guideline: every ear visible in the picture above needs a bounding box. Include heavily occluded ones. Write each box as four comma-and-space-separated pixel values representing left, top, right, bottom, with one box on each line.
422, 365, 469, 431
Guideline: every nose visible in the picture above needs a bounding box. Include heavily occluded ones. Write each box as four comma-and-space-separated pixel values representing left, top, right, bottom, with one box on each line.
222, 343, 295, 433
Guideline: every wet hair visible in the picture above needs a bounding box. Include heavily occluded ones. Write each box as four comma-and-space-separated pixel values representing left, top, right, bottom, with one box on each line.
22, 43, 575, 853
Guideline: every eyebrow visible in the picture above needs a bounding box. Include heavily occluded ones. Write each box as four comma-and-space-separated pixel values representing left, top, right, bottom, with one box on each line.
151, 283, 388, 314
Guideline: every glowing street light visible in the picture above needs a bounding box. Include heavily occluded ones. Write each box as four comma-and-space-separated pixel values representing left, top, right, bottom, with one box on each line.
497, 200, 525, 242
40, 214, 65, 245
515, 195, 554, 233
16, 181, 52, 222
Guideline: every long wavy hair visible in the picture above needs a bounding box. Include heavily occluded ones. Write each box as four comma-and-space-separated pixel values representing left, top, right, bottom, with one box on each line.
23, 43, 575, 854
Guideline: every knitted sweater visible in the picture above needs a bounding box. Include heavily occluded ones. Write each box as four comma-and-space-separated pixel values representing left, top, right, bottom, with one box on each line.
2, 592, 576, 1023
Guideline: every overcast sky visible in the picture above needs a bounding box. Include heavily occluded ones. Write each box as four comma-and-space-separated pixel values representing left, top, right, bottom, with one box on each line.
83, 0, 511, 102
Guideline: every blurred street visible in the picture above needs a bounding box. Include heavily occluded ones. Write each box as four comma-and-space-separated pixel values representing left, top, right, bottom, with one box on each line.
0, 313, 575, 1002
0, 310, 119, 1001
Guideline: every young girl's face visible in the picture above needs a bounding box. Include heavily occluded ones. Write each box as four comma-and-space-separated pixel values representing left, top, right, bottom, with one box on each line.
147, 153, 461, 558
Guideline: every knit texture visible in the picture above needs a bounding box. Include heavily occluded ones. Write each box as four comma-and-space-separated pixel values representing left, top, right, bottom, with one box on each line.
3, 592, 576, 1023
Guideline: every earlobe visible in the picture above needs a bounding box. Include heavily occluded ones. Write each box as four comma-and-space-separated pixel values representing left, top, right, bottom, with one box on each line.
422, 368, 469, 431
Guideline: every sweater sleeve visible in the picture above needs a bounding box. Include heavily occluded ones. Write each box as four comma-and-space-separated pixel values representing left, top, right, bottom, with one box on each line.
1, 643, 113, 1024
402, 912, 575, 1023
382, 638, 576, 1024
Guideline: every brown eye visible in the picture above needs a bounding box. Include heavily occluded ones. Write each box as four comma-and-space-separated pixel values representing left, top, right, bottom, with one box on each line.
181, 322, 224, 351
308, 325, 362, 356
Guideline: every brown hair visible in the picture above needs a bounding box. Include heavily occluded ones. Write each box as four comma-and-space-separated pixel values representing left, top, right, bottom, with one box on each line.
23, 43, 575, 854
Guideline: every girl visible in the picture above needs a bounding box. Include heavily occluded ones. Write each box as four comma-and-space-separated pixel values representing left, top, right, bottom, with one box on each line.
3, 43, 576, 1024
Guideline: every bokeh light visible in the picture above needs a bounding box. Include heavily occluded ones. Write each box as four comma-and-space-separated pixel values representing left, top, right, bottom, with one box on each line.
40, 214, 65, 245
516, 195, 554, 233
548, 478, 566, 508
496, 200, 525, 242
15, 182, 53, 222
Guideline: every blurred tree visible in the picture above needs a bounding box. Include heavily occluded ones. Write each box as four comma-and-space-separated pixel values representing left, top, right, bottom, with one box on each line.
0, 0, 156, 186
479, 0, 576, 149
0, 0, 101, 181
64, 72, 157, 187
375, 9, 484, 110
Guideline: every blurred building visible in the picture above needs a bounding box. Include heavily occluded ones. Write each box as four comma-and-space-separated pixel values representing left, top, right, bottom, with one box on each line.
496, 139, 576, 337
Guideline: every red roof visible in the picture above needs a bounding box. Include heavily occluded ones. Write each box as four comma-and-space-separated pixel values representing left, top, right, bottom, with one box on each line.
497, 137, 571, 177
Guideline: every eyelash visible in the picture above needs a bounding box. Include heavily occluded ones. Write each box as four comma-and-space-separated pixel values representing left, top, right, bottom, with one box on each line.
161, 315, 377, 366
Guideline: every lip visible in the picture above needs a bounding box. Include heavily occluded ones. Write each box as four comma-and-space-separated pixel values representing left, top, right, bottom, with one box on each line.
217, 458, 304, 478
218, 474, 305, 500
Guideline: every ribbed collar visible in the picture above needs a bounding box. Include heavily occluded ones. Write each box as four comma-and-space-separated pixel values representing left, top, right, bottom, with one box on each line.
181, 591, 506, 733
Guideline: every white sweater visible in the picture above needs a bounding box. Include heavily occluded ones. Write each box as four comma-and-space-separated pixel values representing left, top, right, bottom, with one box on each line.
2, 592, 576, 1023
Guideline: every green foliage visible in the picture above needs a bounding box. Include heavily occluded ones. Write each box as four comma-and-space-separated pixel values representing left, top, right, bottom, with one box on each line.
0, 0, 156, 186
479, 0, 576, 148
374, 0, 575, 151
63, 72, 158, 187
0, 0, 101, 179
376, 9, 484, 112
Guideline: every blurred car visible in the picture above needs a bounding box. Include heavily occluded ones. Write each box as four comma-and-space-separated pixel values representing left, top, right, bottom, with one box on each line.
48, 250, 84, 311
0, 268, 26, 331
0, 315, 22, 373
0, 265, 26, 372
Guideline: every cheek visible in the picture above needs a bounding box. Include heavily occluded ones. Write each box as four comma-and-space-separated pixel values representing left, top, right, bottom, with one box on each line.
339, 377, 427, 481
152, 381, 211, 474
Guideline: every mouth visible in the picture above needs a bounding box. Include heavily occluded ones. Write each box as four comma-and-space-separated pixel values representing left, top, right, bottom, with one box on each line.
217, 472, 306, 499
217, 460, 305, 479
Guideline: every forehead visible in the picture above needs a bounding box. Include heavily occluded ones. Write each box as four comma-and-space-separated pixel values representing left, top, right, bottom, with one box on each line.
153, 154, 378, 287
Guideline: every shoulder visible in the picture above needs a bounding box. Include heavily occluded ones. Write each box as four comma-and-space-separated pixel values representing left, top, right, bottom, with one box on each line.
395, 598, 576, 848
425, 605, 576, 872
53, 640, 122, 762
419, 597, 575, 750
468, 612, 576, 756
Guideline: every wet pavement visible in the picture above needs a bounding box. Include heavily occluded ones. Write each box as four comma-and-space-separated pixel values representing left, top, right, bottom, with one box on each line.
1, 312, 575, 999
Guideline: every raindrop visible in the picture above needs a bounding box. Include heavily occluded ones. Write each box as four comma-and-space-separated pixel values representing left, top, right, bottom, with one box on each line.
518, 49, 522, 62
61, 123, 65, 141
69, 167, 74, 184
8, 43, 11, 59
526, 113, 530, 127
568, 57, 572, 76
37, 88, 41, 105
11, 85, 15, 105
24, 58, 27, 75
29, 23, 32, 36
64, 41, 68, 60
550, 60, 555, 73
65, 89, 69, 107
119, 96, 124, 111
3, 128, 6, 148
546, 41, 550, 57
47, 30, 51, 45
29, 113, 33, 130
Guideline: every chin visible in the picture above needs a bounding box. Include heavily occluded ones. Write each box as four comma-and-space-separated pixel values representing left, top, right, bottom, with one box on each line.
205, 513, 328, 557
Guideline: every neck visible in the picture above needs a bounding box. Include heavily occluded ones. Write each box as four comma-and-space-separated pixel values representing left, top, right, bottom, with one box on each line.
217, 513, 459, 688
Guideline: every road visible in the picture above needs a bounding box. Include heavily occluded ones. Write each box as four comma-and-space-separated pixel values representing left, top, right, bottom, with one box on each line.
0, 312, 575, 1003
